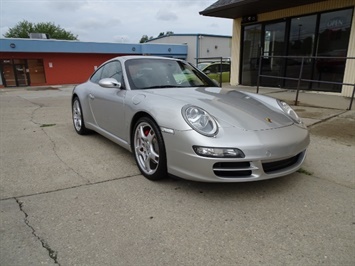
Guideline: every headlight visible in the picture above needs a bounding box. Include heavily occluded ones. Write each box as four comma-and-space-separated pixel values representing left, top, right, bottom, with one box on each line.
277, 100, 302, 124
182, 105, 218, 137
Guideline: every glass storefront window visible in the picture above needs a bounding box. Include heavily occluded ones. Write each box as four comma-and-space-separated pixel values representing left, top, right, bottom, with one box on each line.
0, 59, 45, 87
28, 59, 46, 84
240, 7, 353, 93
13, 59, 26, 64
314, 8, 353, 92
2, 64, 16, 86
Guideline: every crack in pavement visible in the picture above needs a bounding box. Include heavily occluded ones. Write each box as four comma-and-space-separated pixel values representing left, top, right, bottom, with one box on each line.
15, 198, 61, 266
41, 127, 92, 184
17, 95, 44, 127
19, 95, 91, 184
1, 174, 141, 201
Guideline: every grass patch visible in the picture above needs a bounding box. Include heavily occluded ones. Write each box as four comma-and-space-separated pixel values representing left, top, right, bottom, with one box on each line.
40, 123, 56, 128
297, 168, 313, 176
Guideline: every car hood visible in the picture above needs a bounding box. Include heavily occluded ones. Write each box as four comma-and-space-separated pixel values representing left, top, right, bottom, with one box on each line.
144, 87, 293, 130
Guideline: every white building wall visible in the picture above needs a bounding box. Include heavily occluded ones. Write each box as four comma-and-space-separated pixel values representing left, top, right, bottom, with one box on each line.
147, 35, 196, 63
230, 19, 242, 86
197, 36, 232, 62
147, 35, 231, 65
343, 8, 355, 97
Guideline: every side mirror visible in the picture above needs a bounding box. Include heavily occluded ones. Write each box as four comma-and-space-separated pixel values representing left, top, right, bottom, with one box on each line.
204, 70, 211, 74
99, 78, 122, 89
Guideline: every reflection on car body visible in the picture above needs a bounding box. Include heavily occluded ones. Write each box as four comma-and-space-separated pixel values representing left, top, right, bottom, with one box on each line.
72, 56, 309, 182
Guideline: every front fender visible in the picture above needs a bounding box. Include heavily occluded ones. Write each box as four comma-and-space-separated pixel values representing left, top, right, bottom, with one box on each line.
126, 92, 191, 131
72, 84, 95, 129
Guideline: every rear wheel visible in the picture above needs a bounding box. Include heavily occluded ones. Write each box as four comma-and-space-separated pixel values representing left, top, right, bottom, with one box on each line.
72, 97, 90, 135
133, 117, 167, 180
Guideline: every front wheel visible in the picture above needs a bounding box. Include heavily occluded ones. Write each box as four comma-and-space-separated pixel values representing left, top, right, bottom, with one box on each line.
132, 117, 167, 180
72, 97, 90, 135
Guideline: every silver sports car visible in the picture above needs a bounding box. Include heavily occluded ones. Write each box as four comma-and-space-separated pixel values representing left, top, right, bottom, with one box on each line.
72, 56, 310, 182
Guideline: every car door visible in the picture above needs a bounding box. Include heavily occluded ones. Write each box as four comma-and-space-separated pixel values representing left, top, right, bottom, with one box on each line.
221, 63, 231, 82
88, 60, 127, 140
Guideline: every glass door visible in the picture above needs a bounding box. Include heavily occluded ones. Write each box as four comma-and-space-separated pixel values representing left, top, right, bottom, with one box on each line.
0, 59, 30, 87
241, 24, 261, 86
286, 14, 317, 89
261, 21, 286, 87
14, 64, 29, 86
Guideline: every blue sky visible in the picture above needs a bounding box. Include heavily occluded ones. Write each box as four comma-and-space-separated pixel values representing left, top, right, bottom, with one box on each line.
0, 0, 232, 43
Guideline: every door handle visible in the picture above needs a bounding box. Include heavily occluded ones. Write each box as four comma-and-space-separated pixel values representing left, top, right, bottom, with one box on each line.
89, 94, 95, 100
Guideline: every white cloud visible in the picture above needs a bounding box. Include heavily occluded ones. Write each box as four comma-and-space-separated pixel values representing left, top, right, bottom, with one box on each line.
46, 0, 88, 11
0, 0, 232, 43
77, 18, 104, 29
113, 35, 130, 43
156, 9, 178, 21
77, 18, 121, 29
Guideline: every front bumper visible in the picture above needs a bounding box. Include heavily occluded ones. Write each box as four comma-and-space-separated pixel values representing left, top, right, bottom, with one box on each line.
162, 124, 310, 182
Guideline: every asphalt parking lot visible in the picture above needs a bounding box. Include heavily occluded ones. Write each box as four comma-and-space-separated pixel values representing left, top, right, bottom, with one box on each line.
0, 86, 354, 266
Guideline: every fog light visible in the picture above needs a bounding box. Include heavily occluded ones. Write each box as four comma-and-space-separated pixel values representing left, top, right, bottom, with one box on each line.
193, 146, 244, 158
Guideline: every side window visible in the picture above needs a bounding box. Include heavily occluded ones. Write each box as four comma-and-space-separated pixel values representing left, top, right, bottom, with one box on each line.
101, 61, 123, 83
222, 64, 230, 72
205, 65, 218, 74
90, 67, 104, 83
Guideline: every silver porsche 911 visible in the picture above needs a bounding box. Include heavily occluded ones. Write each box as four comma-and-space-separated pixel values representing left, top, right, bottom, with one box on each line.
72, 56, 310, 182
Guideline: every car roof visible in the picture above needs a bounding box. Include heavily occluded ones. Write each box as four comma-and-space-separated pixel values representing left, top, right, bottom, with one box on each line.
109, 55, 182, 62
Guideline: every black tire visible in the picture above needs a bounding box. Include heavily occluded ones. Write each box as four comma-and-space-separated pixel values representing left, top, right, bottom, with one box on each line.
72, 97, 90, 135
132, 117, 167, 180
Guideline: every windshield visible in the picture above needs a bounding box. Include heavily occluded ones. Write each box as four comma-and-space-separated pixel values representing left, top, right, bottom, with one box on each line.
125, 58, 217, 90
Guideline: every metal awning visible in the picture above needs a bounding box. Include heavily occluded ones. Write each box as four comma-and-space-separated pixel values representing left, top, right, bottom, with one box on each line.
200, 0, 328, 19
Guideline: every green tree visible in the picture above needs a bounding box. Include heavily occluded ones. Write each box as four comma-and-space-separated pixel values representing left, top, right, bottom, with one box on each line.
158, 31, 174, 37
3, 20, 78, 40
139, 35, 149, 43
140, 31, 174, 43
139, 35, 153, 43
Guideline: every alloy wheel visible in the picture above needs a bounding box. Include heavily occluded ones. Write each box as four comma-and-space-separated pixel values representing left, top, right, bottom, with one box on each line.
134, 121, 160, 175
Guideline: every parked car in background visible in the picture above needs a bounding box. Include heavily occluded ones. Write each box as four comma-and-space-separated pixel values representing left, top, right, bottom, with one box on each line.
72, 56, 309, 182
197, 62, 231, 83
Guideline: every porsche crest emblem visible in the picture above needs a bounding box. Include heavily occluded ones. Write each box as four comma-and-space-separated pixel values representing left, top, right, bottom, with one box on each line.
265, 117, 272, 123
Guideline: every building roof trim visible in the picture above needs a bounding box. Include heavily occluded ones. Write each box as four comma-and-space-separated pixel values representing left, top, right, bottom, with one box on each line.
200, 0, 329, 19
146, 33, 231, 42
0, 38, 187, 56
